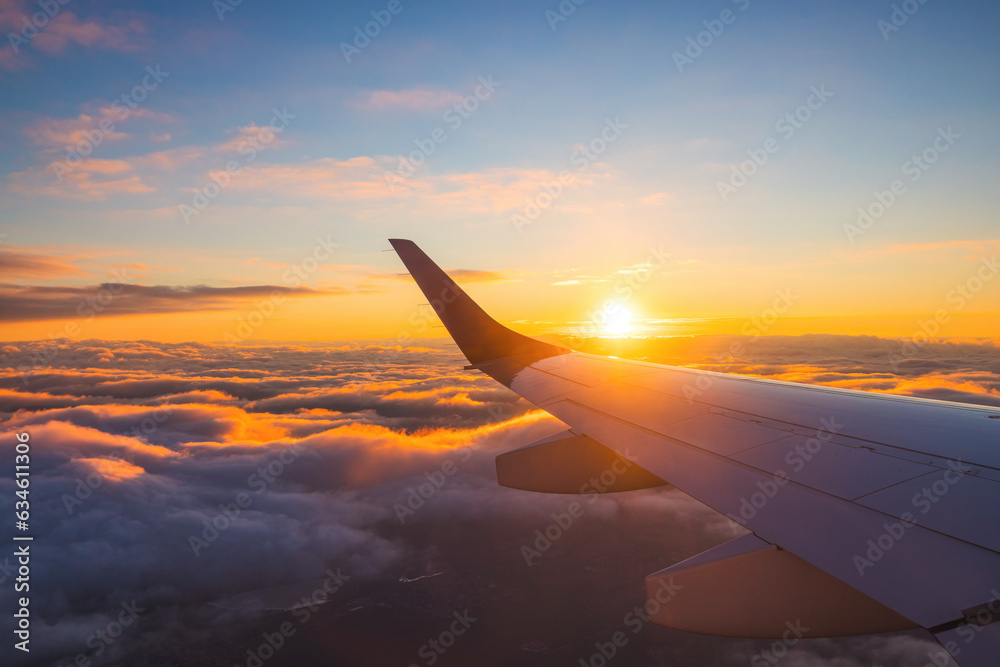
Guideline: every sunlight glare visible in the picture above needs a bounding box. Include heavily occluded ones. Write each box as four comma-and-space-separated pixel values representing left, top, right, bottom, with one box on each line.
603, 303, 634, 336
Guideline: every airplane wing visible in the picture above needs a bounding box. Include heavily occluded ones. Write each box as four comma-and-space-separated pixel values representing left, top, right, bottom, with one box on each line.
389, 239, 1000, 666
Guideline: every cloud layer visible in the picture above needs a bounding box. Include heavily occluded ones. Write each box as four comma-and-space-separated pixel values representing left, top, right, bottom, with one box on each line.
0, 337, 977, 666
0, 283, 333, 323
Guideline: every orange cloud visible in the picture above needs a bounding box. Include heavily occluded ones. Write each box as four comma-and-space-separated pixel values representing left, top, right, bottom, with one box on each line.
76, 456, 146, 481
21, 420, 179, 459
0, 247, 85, 279
307, 410, 556, 487
640, 192, 671, 205
25, 113, 129, 148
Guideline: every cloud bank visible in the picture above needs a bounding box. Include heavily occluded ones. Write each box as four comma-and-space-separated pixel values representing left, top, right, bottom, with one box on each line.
0, 337, 977, 666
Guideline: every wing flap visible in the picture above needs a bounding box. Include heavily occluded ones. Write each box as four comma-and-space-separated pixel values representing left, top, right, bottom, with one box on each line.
646, 533, 917, 637
495, 429, 667, 494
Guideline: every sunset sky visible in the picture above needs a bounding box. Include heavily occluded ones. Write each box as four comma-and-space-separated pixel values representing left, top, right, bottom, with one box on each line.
2, 0, 998, 343
4, 3, 1000, 666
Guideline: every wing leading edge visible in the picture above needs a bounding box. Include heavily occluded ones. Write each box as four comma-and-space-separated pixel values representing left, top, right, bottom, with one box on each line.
390, 239, 1000, 666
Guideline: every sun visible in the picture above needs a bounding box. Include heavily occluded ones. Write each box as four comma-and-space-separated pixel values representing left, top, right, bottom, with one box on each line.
602, 303, 634, 336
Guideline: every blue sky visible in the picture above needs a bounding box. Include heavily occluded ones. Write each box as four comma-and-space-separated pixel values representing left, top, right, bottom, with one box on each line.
1, 0, 999, 340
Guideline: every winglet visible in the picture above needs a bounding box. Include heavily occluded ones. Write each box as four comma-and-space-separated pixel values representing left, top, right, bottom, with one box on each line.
389, 239, 567, 365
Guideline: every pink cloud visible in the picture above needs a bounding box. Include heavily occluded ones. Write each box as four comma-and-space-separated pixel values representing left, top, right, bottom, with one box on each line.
9, 161, 153, 201
17, 11, 145, 55
226, 156, 401, 201
215, 123, 289, 152
9, 144, 196, 201
0, 43, 26, 70
25, 113, 129, 149
224, 158, 595, 215
353, 88, 465, 111
72, 158, 132, 174
25, 106, 174, 152
1, 1, 145, 58
132, 147, 203, 171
